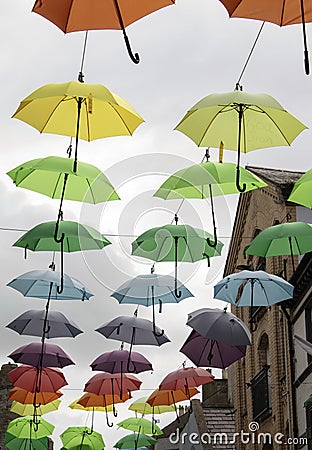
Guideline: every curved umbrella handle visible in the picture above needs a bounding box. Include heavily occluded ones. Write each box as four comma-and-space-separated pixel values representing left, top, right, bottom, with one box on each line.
152, 418, 157, 435
113, 403, 118, 418
158, 299, 163, 314
207, 184, 218, 248
106, 411, 114, 427
124, 32, 140, 64
174, 237, 182, 298
56, 238, 64, 295
153, 322, 165, 338
236, 166, 247, 193
103, 396, 114, 427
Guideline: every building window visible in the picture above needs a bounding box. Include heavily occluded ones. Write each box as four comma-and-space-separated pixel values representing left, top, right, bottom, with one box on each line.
251, 365, 271, 421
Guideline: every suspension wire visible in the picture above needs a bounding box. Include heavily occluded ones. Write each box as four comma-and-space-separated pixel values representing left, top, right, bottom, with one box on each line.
235, 21, 265, 89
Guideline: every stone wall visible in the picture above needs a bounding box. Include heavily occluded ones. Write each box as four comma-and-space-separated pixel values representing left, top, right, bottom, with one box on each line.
0, 363, 18, 449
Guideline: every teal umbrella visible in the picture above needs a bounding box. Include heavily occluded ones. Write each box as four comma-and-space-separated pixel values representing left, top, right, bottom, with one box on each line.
5, 432, 49, 450
288, 168, 312, 209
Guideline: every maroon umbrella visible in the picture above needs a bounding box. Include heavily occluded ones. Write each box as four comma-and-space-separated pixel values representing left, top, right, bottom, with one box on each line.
180, 330, 247, 369
8, 342, 75, 368
90, 349, 153, 374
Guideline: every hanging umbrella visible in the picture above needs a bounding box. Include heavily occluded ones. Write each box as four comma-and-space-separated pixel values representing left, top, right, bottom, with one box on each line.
117, 417, 163, 435
84, 372, 142, 396
10, 399, 61, 417
159, 367, 214, 391
9, 387, 62, 405
7, 268, 93, 300
180, 330, 247, 369
8, 342, 75, 368
32, 0, 175, 64
154, 160, 267, 247
6, 309, 83, 339
77, 392, 131, 408
90, 349, 153, 375
288, 168, 312, 209
13, 220, 111, 293
5, 432, 49, 450
131, 222, 223, 297
6, 416, 54, 439
7, 365, 67, 393
175, 90, 307, 192
214, 270, 294, 307
129, 396, 175, 415
60, 426, 105, 450
186, 307, 251, 345
7, 155, 120, 203
146, 387, 199, 407
69, 398, 115, 412
13, 80, 144, 171
111, 272, 193, 333
219, 0, 312, 74
114, 433, 157, 449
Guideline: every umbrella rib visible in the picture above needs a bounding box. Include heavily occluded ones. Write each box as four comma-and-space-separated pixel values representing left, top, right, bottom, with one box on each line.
110, 103, 133, 135
257, 279, 270, 306
197, 104, 233, 146
86, 178, 96, 204
51, 173, 64, 199
215, 340, 226, 368
40, 97, 68, 134
14, 168, 37, 185
253, 107, 292, 145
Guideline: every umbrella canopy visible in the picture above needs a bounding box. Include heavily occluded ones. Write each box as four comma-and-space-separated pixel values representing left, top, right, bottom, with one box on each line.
219, 0, 312, 74
95, 315, 170, 347
10, 399, 61, 416
117, 417, 163, 435
214, 270, 294, 307
129, 396, 175, 415
288, 168, 312, 209
13, 220, 111, 252
8, 342, 75, 368
7, 365, 67, 393
146, 387, 199, 407
5, 432, 49, 450
77, 392, 131, 408
7, 156, 120, 203
84, 372, 142, 396
60, 426, 105, 450
6, 309, 83, 339
69, 398, 115, 412
90, 349, 153, 374
7, 416, 54, 439
8, 387, 62, 405
7, 269, 93, 300
114, 433, 157, 449
186, 307, 251, 345
32, 0, 175, 64
175, 90, 307, 192
180, 330, 247, 369
154, 161, 267, 199
159, 367, 214, 391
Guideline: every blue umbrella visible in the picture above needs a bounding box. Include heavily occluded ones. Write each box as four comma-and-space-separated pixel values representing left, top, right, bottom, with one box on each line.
213, 270, 294, 307
112, 271, 193, 334
7, 269, 93, 300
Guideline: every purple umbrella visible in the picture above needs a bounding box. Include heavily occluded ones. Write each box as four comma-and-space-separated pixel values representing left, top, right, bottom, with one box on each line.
180, 330, 246, 369
8, 342, 75, 368
90, 349, 153, 374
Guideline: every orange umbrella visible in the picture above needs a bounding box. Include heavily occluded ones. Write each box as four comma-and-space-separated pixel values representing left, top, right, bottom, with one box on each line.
219, 0, 312, 74
9, 387, 63, 405
32, 0, 175, 63
147, 387, 199, 422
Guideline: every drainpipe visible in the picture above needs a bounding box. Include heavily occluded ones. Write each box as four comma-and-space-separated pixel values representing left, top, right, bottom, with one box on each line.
281, 305, 298, 444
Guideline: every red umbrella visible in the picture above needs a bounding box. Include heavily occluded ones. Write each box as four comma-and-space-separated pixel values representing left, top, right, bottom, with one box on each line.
159, 367, 214, 391
84, 372, 141, 396
7, 365, 67, 393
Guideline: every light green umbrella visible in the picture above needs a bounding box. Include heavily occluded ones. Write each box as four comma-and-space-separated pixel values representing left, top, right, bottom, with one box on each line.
175, 90, 307, 192
132, 222, 223, 297
114, 433, 157, 449
154, 160, 267, 247
60, 426, 105, 450
244, 221, 312, 273
7, 416, 54, 439
117, 417, 163, 435
5, 432, 49, 450
13, 220, 111, 293
10, 399, 61, 416
7, 156, 120, 204
288, 168, 312, 209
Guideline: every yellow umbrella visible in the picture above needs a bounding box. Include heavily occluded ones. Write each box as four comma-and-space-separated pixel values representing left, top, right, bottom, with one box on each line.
13, 80, 144, 171
69, 398, 116, 413
129, 396, 175, 415
10, 399, 61, 416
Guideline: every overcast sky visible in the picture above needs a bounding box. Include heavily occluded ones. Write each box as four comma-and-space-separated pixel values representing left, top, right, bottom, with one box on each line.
1, 0, 312, 448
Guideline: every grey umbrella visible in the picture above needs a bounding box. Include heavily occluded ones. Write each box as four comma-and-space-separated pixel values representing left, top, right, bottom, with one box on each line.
186, 307, 251, 346
6, 310, 83, 338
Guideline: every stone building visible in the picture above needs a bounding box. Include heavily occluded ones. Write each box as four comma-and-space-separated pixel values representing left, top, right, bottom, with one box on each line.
224, 166, 312, 450
0, 363, 18, 449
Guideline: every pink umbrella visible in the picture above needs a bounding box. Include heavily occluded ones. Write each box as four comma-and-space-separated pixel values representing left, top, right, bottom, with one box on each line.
8, 342, 75, 368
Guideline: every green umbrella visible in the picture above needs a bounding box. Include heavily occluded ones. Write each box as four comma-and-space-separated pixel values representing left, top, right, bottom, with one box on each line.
5, 432, 49, 450
13, 220, 111, 292
117, 417, 163, 435
288, 168, 312, 209
60, 426, 105, 450
175, 89, 307, 192
6, 416, 54, 439
7, 156, 120, 204
154, 160, 267, 247
131, 221, 223, 297
244, 221, 312, 273
114, 433, 157, 449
